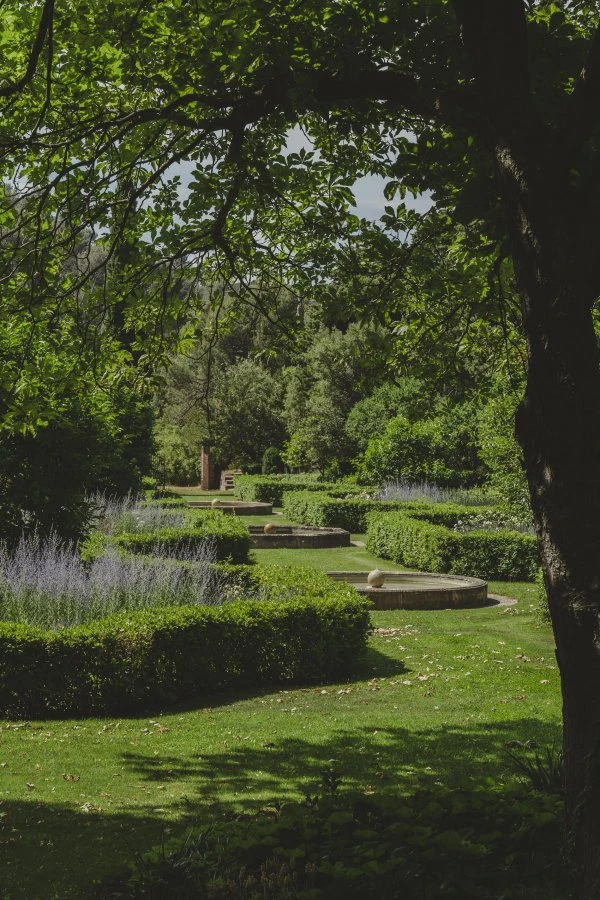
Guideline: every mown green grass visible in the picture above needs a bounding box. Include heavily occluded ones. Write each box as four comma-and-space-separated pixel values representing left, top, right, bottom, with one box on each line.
251, 542, 407, 570
0, 533, 558, 899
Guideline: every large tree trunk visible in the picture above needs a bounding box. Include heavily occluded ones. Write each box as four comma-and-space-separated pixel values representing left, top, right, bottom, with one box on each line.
511, 199, 600, 896
450, 5, 600, 891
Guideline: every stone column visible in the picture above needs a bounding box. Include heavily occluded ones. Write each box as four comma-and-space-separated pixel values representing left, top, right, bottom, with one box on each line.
200, 445, 214, 490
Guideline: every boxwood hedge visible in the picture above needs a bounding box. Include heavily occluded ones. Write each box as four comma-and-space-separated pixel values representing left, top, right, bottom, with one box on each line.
0, 572, 370, 717
112, 511, 251, 563
282, 491, 445, 533
235, 476, 368, 508
366, 511, 539, 581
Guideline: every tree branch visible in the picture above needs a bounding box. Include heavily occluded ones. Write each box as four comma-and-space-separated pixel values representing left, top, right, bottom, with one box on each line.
0, 0, 55, 98
449, 0, 541, 148
555, 21, 600, 166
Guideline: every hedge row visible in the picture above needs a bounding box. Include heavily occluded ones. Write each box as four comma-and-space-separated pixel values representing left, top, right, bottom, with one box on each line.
139, 496, 189, 509
366, 511, 539, 581
112, 511, 251, 563
0, 576, 370, 717
235, 476, 368, 508
281, 491, 437, 533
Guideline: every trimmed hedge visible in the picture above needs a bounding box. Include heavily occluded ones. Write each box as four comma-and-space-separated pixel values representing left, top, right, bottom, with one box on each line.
0, 575, 370, 717
366, 511, 539, 581
139, 496, 189, 509
112, 511, 251, 563
282, 491, 438, 533
235, 476, 368, 508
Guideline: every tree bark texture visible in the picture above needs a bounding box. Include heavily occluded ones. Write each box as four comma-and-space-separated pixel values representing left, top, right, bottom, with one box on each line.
513, 195, 600, 898
452, 3, 600, 894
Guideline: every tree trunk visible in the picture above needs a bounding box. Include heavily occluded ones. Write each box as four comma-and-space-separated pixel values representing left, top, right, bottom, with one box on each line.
449, 2, 600, 889
511, 195, 600, 896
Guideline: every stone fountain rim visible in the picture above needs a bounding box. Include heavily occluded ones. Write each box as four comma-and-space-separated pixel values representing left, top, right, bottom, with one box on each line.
327, 570, 487, 591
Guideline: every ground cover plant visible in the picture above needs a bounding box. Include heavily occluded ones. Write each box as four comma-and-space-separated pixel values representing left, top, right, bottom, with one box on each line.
102, 782, 565, 899
376, 479, 497, 507
91, 493, 191, 535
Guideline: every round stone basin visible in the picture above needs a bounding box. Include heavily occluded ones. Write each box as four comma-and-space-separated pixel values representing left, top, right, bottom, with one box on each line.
327, 571, 487, 610
187, 500, 273, 515
250, 525, 350, 549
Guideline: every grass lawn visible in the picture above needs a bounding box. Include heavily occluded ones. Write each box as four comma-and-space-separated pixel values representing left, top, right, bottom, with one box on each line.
0, 531, 559, 898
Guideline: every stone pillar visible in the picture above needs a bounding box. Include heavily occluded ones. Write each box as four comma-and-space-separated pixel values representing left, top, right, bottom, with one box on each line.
200, 445, 214, 490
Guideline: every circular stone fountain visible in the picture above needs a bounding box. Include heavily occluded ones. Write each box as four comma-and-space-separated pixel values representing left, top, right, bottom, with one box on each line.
187, 499, 273, 515
249, 525, 350, 549
327, 570, 488, 610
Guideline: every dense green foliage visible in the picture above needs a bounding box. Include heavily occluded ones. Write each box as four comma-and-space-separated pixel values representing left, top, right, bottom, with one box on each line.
261, 446, 285, 475
366, 511, 538, 581
112, 512, 251, 564
104, 783, 564, 899
282, 490, 409, 533
235, 475, 365, 508
0, 583, 369, 717
0, 391, 155, 547
360, 406, 484, 488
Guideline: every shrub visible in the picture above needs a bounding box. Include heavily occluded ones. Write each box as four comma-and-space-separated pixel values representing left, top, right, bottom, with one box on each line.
261, 446, 285, 475
282, 491, 430, 533
235, 476, 366, 507
90, 493, 190, 535
366, 511, 539, 580
103, 783, 564, 899
361, 412, 483, 488
113, 512, 251, 564
139, 496, 189, 509
0, 584, 370, 717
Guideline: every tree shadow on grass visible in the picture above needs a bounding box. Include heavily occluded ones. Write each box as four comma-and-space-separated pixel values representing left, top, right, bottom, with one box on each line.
120, 716, 562, 806
0, 800, 178, 900
2, 712, 562, 898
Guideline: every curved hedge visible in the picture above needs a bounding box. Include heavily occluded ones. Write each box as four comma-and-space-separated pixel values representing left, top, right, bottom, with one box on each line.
235, 476, 368, 508
112, 511, 251, 563
0, 578, 370, 718
366, 511, 538, 581
282, 491, 446, 533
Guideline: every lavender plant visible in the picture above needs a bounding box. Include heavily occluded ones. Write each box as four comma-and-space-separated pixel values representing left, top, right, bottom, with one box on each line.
89, 492, 188, 535
376, 478, 496, 507
0, 532, 224, 629
453, 512, 535, 535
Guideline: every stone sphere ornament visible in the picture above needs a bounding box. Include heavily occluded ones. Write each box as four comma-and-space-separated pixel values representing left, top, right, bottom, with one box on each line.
367, 568, 385, 588
211, 498, 221, 508
263, 522, 275, 534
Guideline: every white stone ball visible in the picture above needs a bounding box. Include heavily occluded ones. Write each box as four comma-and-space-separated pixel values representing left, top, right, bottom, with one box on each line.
264, 522, 275, 534
211, 498, 221, 508
367, 568, 385, 588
